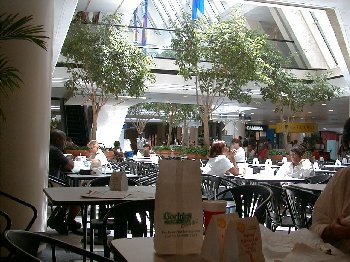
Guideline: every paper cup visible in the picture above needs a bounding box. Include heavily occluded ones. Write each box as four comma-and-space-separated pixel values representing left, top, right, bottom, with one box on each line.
203, 200, 227, 231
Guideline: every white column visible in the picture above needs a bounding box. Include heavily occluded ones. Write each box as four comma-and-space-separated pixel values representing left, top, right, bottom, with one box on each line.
0, 0, 53, 232
96, 105, 129, 148
224, 121, 245, 140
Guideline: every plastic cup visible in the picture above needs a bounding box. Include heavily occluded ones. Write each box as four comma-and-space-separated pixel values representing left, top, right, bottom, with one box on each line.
203, 200, 227, 231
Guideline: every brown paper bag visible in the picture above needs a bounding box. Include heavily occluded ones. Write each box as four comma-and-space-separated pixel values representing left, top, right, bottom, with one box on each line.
201, 213, 239, 262
109, 171, 128, 191
154, 159, 203, 255
223, 217, 265, 262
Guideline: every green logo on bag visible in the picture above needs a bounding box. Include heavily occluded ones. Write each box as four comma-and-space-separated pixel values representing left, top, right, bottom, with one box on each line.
163, 212, 192, 227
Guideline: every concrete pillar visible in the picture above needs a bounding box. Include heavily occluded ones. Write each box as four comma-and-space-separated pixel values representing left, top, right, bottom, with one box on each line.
225, 121, 245, 140
0, 0, 53, 232
96, 105, 129, 148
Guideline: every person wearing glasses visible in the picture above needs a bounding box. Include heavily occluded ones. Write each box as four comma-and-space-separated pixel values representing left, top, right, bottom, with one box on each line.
311, 118, 350, 254
275, 144, 314, 178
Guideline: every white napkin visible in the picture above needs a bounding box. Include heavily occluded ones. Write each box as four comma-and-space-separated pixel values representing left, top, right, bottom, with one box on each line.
335, 159, 342, 166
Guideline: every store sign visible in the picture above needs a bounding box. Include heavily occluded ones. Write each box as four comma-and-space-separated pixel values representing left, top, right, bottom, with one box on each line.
246, 125, 265, 131
275, 122, 317, 133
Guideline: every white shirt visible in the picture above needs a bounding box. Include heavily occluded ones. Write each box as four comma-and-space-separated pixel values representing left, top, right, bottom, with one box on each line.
234, 147, 246, 163
276, 159, 314, 178
310, 167, 350, 253
95, 148, 109, 166
202, 155, 234, 177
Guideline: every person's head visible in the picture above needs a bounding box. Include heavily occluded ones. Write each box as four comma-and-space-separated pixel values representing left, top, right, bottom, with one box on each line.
143, 144, 151, 156
114, 141, 120, 148
50, 129, 66, 151
290, 144, 306, 164
342, 118, 350, 151
209, 140, 228, 158
87, 140, 99, 153
231, 138, 242, 149
247, 144, 254, 152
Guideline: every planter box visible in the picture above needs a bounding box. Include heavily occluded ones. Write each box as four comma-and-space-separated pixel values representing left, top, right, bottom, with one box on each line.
65, 149, 90, 158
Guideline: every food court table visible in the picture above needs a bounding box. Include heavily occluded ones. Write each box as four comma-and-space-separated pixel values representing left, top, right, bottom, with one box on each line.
43, 186, 156, 249
235, 174, 305, 184
110, 225, 350, 262
66, 173, 139, 187
286, 183, 326, 194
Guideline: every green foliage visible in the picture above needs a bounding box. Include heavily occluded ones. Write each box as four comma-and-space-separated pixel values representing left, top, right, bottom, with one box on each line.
180, 145, 208, 156
0, 13, 48, 121
65, 145, 89, 150
171, 11, 278, 145
61, 13, 154, 138
128, 102, 158, 135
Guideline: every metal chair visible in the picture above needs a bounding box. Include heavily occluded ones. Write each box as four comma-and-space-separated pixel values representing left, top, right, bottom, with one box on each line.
201, 174, 222, 200
284, 185, 319, 229
306, 173, 332, 184
216, 185, 272, 224
4, 230, 113, 261
262, 183, 294, 233
101, 199, 155, 258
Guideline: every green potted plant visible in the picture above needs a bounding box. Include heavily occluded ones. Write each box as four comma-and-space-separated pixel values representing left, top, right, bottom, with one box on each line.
268, 149, 289, 161
181, 146, 209, 159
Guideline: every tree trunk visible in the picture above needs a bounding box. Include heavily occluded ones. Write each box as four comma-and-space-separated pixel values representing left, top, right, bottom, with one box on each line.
202, 106, 210, 146
91, 94, 98, 140
167, 122, 173, 146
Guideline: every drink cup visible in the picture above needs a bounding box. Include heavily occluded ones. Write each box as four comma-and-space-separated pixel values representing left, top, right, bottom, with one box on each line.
203, 200, 227, 231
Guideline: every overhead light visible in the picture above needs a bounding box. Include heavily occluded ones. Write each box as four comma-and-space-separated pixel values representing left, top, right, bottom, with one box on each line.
322, 103, 327, 106
308, 112, 312, 114
251, 113, 254, 115
329, 109, 334, 112
51, 106, 60, 110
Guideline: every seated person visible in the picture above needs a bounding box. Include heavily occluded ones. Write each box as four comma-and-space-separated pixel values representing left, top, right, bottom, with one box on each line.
49, 129, 81, 234
276, 144, 314, 178
310, 118, 350, 254
113, 140, 124, 160
230, 138, 246, 163
257, 143, 269, 161
202, 140, 239, 177
87, 140, 109, 166
142, 143, 153, 157
246, 144, 256, 160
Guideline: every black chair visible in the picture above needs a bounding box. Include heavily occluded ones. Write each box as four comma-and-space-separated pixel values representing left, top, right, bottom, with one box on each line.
216, 185, 272, 224
0, 191, 37, 231
306, 174, 332, 184
101, 199, 155, 258
284, 185, 319, 229
262, 183, 294, 233
201, 174, 222, 200
4, 230, 113, 261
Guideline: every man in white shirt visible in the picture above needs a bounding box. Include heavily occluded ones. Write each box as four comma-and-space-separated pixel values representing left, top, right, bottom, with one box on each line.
231, 138, 246, 163
276, 144, 314, 178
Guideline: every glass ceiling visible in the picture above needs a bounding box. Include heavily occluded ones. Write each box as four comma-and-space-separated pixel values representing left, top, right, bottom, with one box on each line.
124, 0, 338, 71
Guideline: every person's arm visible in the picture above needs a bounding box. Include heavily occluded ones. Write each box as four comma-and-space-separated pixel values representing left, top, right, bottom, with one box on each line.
321, 218, 350, 243
226, 152, 239, 176
63, 157, 74, 171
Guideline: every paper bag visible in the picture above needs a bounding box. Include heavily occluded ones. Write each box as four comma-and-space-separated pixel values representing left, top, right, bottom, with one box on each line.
223, 217, 265, 262
109, 171, 128, 191
201, 213, 239, 262
154, 159, 203, 255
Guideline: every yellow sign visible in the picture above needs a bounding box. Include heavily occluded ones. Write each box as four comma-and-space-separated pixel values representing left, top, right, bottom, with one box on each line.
275, 122, 317, 133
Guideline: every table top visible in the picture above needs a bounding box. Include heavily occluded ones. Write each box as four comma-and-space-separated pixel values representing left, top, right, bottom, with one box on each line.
323, 164, 347, 169
237, 174, 304, 183
66, 173, 139, 179
110, 227, 350, 262
286, 183, 326, 193
43, 186, 156, 205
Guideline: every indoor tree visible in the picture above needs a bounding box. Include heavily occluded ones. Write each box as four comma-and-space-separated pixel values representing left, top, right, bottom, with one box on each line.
127, 102, 158, 138
0, 13, 48, 121
171, 12, 276, 146
260, 68, 341, 149
61, 12, 154, 139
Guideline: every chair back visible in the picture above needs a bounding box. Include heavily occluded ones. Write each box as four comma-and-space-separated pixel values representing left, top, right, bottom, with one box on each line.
306, 174, 332, 184
262, 183, 284, 230
284, 186, 319, 229
0, 191, 37, 231
102, 199, 155, 257
216, 185, 272, 224
201, 175, 222, 200
89, 176, 111, 187
4, 230, 113, 261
